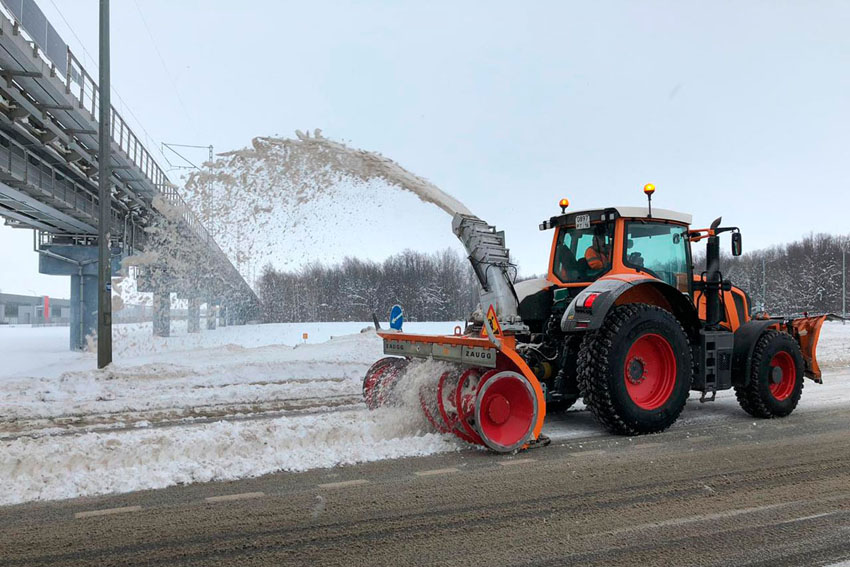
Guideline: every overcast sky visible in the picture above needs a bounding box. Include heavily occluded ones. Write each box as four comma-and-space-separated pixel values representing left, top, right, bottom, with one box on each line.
2, 0, 849, 298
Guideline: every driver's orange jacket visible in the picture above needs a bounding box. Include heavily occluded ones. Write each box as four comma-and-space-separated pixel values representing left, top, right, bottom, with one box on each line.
585, 247, 609, 270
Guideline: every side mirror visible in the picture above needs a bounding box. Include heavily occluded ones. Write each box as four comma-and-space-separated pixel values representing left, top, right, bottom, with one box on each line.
731, 232, 742, 256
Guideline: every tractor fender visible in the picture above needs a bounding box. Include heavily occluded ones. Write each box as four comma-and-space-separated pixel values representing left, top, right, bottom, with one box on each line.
731, 319, 777, 386
561, 275, 701, 340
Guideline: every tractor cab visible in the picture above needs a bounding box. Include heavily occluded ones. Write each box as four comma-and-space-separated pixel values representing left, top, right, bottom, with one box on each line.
543, 206, 693, 294
539, 198, 754, 334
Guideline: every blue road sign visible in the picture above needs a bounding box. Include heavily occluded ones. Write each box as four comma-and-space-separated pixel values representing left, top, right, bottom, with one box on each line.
389, 304, 404, 331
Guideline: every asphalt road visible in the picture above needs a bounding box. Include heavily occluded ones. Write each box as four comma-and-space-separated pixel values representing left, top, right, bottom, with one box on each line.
3, 404, 850, 566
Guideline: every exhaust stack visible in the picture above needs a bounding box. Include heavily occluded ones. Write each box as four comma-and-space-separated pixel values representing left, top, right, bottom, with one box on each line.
452, 214, 521, 325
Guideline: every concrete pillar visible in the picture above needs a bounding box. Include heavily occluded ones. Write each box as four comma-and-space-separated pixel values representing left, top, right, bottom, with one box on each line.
70, 273, 98, 350
187, 296, 201, 333
207, 302, 217, 330
153, 291, 171, 337
38, 244, 122, 351
220, 305, 228, 327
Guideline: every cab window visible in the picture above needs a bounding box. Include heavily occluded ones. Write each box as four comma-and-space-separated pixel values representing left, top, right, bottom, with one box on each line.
553, 223, 614, 283
623, 222, 690, 292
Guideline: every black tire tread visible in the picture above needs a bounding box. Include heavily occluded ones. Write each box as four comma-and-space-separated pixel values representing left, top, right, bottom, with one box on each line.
577, 303, 692, 436
734, 330, 804, 418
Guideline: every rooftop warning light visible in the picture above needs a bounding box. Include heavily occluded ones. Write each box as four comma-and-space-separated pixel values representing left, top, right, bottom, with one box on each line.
559, 198, 570, 213
644, 183, 655, 218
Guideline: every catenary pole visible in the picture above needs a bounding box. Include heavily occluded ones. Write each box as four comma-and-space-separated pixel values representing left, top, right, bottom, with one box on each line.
97, 0, 112, 368
762, 256, 766, 311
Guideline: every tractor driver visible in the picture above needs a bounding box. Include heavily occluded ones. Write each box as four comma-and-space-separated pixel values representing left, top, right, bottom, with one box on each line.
585, 224, 610, 271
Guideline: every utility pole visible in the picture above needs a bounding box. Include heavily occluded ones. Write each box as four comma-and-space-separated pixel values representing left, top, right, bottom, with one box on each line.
97, 0, 112, 368
207, 144, 214, 236
843, 245, 846, 324
762, 256, 766, 312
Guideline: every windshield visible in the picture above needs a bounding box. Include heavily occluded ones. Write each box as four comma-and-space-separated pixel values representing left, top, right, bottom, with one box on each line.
623, 221, 690, 292
553, 222, 614, 283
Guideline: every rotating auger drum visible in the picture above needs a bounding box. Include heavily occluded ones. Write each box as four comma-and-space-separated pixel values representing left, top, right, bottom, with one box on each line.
363, 346, 547, 453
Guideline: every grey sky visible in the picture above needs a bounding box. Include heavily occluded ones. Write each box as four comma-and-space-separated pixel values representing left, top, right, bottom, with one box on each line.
2, 0, 849, 298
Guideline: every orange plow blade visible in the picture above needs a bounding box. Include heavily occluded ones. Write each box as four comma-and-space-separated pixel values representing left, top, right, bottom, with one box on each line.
788, 314, 843, 382
365, 330, 547, 452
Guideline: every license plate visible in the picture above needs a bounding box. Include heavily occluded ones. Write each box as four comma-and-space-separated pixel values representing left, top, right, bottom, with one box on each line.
575, 214, 591, 230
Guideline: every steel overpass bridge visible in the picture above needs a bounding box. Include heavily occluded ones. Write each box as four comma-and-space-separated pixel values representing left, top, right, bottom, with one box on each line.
0, 0, 259, 349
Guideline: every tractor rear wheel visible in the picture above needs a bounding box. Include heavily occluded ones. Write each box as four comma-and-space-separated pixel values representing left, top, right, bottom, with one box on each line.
734, 330, 804, 418
577, 303, 692, 435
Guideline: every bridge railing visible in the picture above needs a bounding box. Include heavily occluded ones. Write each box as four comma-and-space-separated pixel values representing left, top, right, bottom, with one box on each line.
0, 1, 217, 255
0, 128, 100, 224
65, 52, 169, 193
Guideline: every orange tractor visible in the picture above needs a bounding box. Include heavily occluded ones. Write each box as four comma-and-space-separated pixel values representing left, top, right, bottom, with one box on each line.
363, 186, 833, 452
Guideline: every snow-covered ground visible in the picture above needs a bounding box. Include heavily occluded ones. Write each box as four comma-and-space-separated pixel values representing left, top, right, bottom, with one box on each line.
0, 321, 848, 506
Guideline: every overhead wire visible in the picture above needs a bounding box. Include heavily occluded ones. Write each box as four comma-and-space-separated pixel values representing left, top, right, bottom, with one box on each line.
130, 0, 201, 141
44, 0, 187, 169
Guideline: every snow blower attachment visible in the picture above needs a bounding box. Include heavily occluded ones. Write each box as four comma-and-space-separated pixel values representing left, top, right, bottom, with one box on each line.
364, 214, 547, 452
364, 189, 833, 452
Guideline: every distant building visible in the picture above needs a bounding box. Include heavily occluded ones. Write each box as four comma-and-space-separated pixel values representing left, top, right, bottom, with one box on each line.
0, 293, 70, 325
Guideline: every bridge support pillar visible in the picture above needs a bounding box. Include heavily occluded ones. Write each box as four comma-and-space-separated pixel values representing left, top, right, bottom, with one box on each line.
153, 291, 171, 337
38, 244, 119, 351
207, 302, 217, 330
70, 273, 98, 350
187, 296, 201, 333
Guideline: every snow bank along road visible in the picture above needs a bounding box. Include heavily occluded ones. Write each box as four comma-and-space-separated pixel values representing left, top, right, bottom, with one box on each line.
0, 321, 849, 507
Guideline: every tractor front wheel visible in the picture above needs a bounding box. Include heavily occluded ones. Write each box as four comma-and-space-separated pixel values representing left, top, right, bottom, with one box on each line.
577, 303, 692, 435
734, 330, 804, 418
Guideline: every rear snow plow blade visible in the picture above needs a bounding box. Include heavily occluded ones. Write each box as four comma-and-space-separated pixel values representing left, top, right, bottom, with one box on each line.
364, 331, 546, 453
788, 314, 843, 382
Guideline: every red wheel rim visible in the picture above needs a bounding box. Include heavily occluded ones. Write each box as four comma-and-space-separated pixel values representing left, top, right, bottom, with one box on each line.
623, 333, 677, 410
474, 371, 538, 452
768, 351, 796, 401
454, 368, 485, 445
420, 372, 450, 433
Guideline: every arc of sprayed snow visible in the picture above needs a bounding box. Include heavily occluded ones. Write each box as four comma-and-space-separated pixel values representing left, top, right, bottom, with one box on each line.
262, 129, 474, 217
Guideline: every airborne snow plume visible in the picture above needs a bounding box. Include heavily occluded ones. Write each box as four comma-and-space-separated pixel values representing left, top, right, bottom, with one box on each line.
180, 130, 473, 276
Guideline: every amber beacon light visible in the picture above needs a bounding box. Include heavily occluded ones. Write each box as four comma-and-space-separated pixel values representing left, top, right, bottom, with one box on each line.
643, 183, 655, 218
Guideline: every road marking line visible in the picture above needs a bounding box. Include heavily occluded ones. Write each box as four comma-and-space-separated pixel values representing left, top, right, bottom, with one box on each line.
633, 442, 664, 449
205, 492, 265, 503
779, 511, 842, 524
604, 502, 793, 536
499, 458, 536, 466
318, 479, 369, 489
74, 506, 142, 519
414, 467, 459, 476
571, 449, 607, 457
